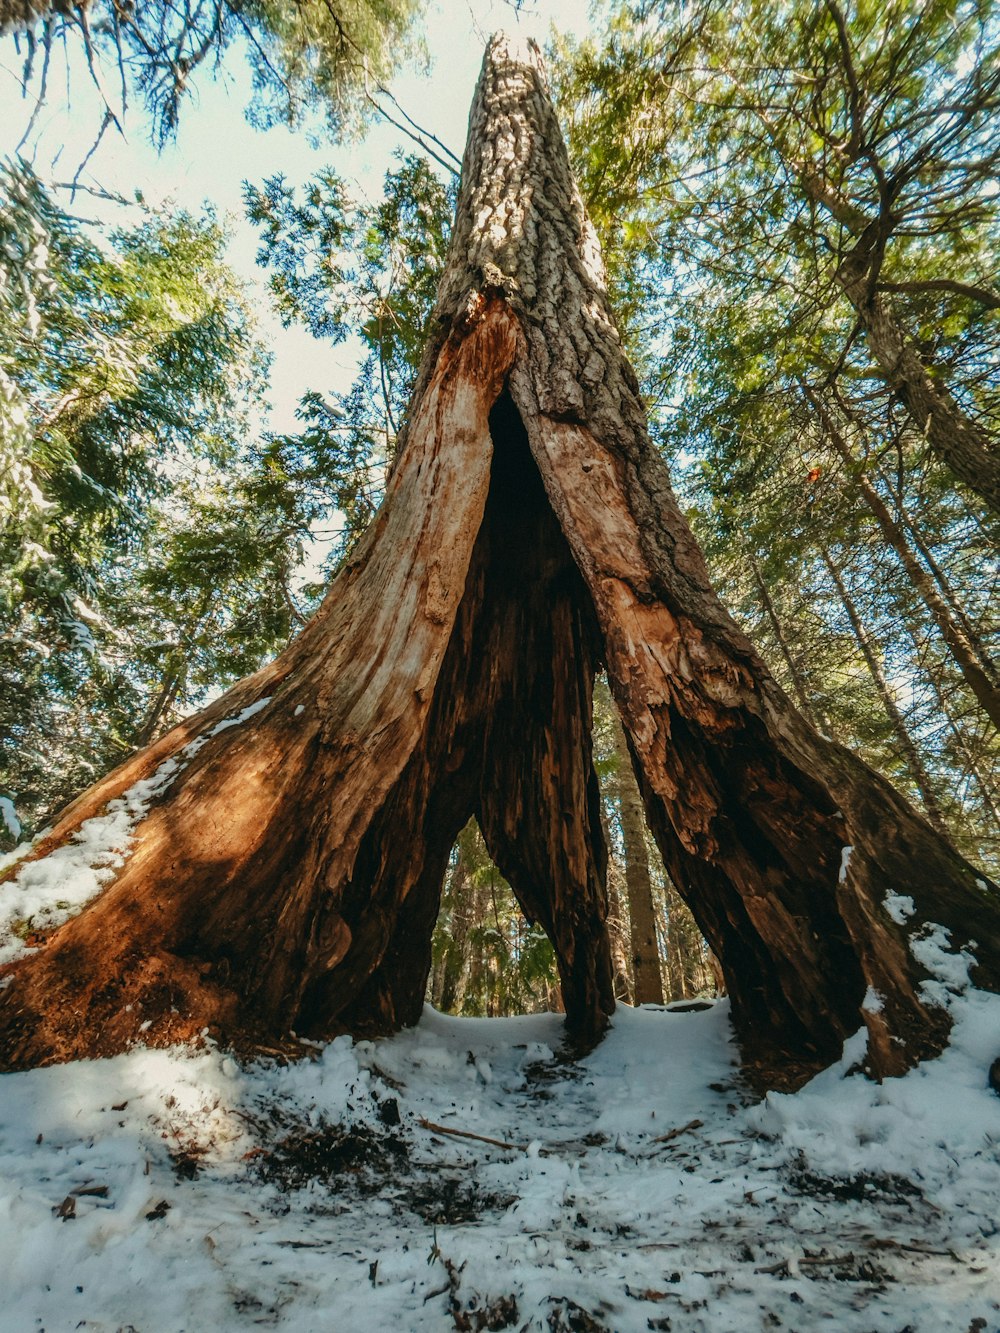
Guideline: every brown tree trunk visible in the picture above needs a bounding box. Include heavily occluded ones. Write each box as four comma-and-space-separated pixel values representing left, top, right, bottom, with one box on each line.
434, 835, 474, 1013
610, 711, 664, 1005
597, 791, 633, 1002
875, 462, 998, 680
839, 258, 1000, 515
1, 36, 998, 1087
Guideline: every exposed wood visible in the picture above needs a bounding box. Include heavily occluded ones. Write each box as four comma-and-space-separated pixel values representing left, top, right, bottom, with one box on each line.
651, 1118, 704, 1145
417, 1118, 524, 1152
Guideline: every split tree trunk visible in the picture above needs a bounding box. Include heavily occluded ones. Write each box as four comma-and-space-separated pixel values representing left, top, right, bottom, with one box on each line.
1, 36, 998, 1086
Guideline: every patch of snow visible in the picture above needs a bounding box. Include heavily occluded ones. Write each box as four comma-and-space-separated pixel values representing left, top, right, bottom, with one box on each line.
911, 923, 976, 1010
838, 844, 853, 882
884, 891, 915, 924
861, 985, 883, 1013
0, 797, 20, 840
207, 695, 272, 736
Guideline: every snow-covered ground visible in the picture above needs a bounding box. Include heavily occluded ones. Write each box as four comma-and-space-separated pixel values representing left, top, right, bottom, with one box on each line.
2, 995, 999, 1332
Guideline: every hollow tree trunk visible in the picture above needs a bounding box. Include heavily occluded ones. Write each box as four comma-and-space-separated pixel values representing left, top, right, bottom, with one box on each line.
1, 36, 998, 1086
610, 711, 664, 1005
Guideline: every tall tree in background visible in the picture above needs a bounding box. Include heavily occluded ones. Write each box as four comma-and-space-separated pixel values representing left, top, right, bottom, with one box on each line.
1, 36, 997, 1091
559, 0, 1000, 510
608, 709, 664, 1005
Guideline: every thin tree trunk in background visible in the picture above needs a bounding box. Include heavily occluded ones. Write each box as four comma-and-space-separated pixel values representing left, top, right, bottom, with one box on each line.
809, 387, 1000, 730
797, 164, 1000, 513
820, 546, 949, 836
876, 464, 998, 681
842, 277, 1000, 514
436, 844, 473, 1013
598, 793, 633, 1001
749, 555, 827, 732
610, 712, 664, 1005
134, 656, 184, 749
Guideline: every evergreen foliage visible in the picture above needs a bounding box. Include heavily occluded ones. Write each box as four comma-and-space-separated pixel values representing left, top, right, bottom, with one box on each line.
246, 152, 455, 560
0, 163, 334, 843
3, 0, 422, 146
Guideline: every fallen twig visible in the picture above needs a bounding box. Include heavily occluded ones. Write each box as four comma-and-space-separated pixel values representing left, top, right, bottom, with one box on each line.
417, 1117, 525, 1152
651, 1118, 704, 1145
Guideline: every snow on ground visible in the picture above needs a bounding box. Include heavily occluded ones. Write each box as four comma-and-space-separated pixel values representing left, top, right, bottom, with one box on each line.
1, 996, 999, 1333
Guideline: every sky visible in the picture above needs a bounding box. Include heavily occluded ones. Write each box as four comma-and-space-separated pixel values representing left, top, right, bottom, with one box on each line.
0, 0, 600, 431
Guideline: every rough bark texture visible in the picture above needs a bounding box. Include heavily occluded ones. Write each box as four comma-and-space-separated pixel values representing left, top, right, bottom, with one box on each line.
1, 36, 999, 1086
838, 251, 1000, 516
0, 0, 81, 31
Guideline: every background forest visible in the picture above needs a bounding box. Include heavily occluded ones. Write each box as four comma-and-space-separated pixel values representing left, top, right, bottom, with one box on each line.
1, 0, 997, 1018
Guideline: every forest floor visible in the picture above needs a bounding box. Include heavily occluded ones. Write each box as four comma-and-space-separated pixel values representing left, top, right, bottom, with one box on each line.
1, 996, 999, 1332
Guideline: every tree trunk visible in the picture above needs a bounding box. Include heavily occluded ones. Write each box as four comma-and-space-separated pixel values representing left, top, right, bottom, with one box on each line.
819, 545, 950, 837
839, 255, 1000, 515
2, 36, 998, 1087
807, 386, 1000, 730
434, 835, 473, 1014
749, 554, 827, 733
597, 790, 633, 1002
876, 463, 998, 680
611, 711, 664, 1005
795, 166, 1000, 514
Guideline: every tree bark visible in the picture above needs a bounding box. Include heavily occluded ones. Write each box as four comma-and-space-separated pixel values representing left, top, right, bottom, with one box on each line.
1, 36, 998, 1087
597, 789, 634, 1002
839, 255, 1000, 515
610, 711, 664, 1005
